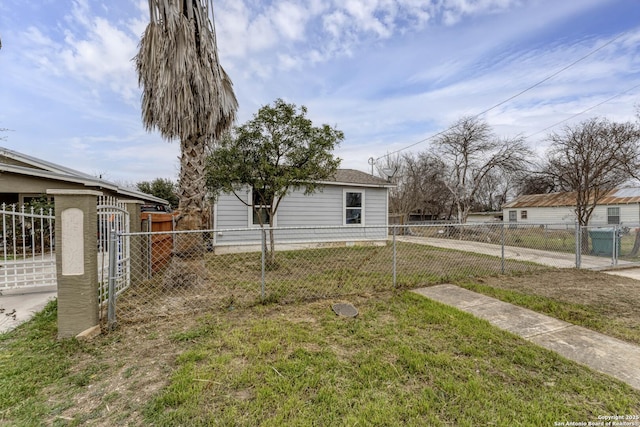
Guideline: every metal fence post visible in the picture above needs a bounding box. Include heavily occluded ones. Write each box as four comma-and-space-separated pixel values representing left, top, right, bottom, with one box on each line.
261, 228, 266, 300
575, 221, 581, 269
392, 226, 397, 288
147, 214, 152, 279
501, 223, 505, 274
613, 225, 619, 266
107, 228, 118, 329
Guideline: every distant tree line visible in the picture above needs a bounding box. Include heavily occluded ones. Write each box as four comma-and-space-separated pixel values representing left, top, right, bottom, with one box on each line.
138, 110, 640, 231
136, 178, 179, 209
379, 113, 640, 225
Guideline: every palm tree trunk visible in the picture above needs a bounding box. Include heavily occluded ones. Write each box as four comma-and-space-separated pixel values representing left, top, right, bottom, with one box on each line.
176, 135, 208, 235
164, 135, 209, 287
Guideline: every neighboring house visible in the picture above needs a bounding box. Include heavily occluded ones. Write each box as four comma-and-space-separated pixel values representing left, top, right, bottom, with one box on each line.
0, 146, 168, 206
502, 188, 640, 226
213, 169, 394, 252
466, 211, 503, 223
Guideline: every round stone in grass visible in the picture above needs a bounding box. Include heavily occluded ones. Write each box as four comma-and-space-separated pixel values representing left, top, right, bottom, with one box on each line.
332, 302, 358, 318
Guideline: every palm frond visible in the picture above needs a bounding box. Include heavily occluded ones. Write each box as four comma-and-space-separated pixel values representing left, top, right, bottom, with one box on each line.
136, 0, 238, 142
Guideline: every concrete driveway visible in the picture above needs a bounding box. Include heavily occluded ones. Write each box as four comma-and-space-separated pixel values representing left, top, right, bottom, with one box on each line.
397, 235, 634, 270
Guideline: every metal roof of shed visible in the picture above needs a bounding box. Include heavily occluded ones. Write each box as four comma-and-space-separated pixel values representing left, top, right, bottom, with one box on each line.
503, 188, 640, 209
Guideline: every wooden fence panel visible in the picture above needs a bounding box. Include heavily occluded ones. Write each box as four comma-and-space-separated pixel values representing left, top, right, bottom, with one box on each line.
141, 213, 175, 273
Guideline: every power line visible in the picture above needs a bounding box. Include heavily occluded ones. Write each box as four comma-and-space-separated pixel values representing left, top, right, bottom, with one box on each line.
524, 82, 640, 140
376, 32, 627, 161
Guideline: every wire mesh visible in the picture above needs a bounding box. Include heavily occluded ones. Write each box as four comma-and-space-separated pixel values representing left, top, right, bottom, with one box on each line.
112, 223, 608, 325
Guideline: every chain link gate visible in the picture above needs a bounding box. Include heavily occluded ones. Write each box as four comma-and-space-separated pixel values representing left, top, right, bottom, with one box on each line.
97, 196, 130, 327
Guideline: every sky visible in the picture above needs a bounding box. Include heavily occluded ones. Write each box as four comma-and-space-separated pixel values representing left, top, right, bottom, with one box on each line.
1, 0, 639, 186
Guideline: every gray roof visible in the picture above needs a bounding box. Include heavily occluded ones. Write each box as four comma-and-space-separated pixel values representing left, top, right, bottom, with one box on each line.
323, 169, 394, 188
0, 146, 169, 205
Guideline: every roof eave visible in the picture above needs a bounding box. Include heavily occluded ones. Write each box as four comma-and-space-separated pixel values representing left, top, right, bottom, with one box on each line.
0, 163, 168, 204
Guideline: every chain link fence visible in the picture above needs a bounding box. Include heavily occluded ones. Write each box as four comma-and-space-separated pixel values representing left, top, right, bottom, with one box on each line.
104, 222, 640, 327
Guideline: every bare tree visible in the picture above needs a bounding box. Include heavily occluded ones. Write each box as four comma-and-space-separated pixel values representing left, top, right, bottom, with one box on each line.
545, 117, 640, 227
514, 168, 557, 196
474, 169, 512, 212
432, 116, 532, 223
378, 152, 452, 223
409, 152, 451, 220
376, 153, 412, 223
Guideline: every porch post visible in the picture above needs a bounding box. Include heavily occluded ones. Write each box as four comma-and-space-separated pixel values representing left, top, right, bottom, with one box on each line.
47, 189, 101, 339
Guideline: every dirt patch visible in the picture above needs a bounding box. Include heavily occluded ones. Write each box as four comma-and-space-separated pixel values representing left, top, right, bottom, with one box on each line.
47, 320, 194, 426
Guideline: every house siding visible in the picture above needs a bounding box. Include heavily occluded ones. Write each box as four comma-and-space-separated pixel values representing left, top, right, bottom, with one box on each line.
591, 204, 640, 225
503, 206, 576, 225
502, 204, 640, 226
277, 187, 342, 227
214, 185, 389, 248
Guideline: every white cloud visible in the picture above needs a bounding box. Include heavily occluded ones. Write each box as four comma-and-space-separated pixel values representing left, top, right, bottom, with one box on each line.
323, 10, 349, 38
441, 0, 521, 25
2, 0, 637, 180
272, 1, 309, 40
278, 53, 302, 70
60, 17, 138, 98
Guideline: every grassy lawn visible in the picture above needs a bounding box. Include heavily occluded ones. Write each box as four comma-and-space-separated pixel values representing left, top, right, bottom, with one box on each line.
0, 301, 84, 424
1, 292, 639, 425
458, 269, 640, 346
1, 242, 640, 425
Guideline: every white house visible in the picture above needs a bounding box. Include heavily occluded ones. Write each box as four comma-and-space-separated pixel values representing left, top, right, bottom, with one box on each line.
466, 211, 503, 223
502, 188, 640, 226
212, 169, 394, 252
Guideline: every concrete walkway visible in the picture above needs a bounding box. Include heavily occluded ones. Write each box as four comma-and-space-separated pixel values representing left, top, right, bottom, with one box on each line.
397, 236, 630, 270
413, 284, 640, 391
0, 287, 56, 334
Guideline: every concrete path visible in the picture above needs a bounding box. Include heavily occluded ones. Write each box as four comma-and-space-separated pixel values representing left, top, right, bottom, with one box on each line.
0, 287, 56, 334
413, 284, 640, 391
398, 236, 629, 270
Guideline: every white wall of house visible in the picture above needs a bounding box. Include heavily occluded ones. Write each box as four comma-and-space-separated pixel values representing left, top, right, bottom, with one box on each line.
502, 206, 575, 225
502, 204, 640, 226
213, 184, 389, 250
590, 204, 640, 225
466, 212, 502, 223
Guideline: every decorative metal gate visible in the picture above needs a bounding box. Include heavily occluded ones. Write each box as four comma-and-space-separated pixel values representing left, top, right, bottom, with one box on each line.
97, 196, 130, 309
0, 203, 55, 291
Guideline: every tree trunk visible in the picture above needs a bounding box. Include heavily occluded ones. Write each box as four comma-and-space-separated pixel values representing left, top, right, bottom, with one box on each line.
629, 229, 640, 257
581, 227, 590, 255
164, 135, 209, 288
267, 226, 277, 269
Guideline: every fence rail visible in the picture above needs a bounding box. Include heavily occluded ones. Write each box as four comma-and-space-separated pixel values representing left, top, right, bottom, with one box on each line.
0, 204, 55, 291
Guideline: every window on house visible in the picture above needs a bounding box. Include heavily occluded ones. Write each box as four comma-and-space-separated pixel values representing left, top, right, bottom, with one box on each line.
520, 210, 528, 220
251, 188, 271, 226
607, 207, 620, 225
508, 210, 517, 222
345, 191, 363, 225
